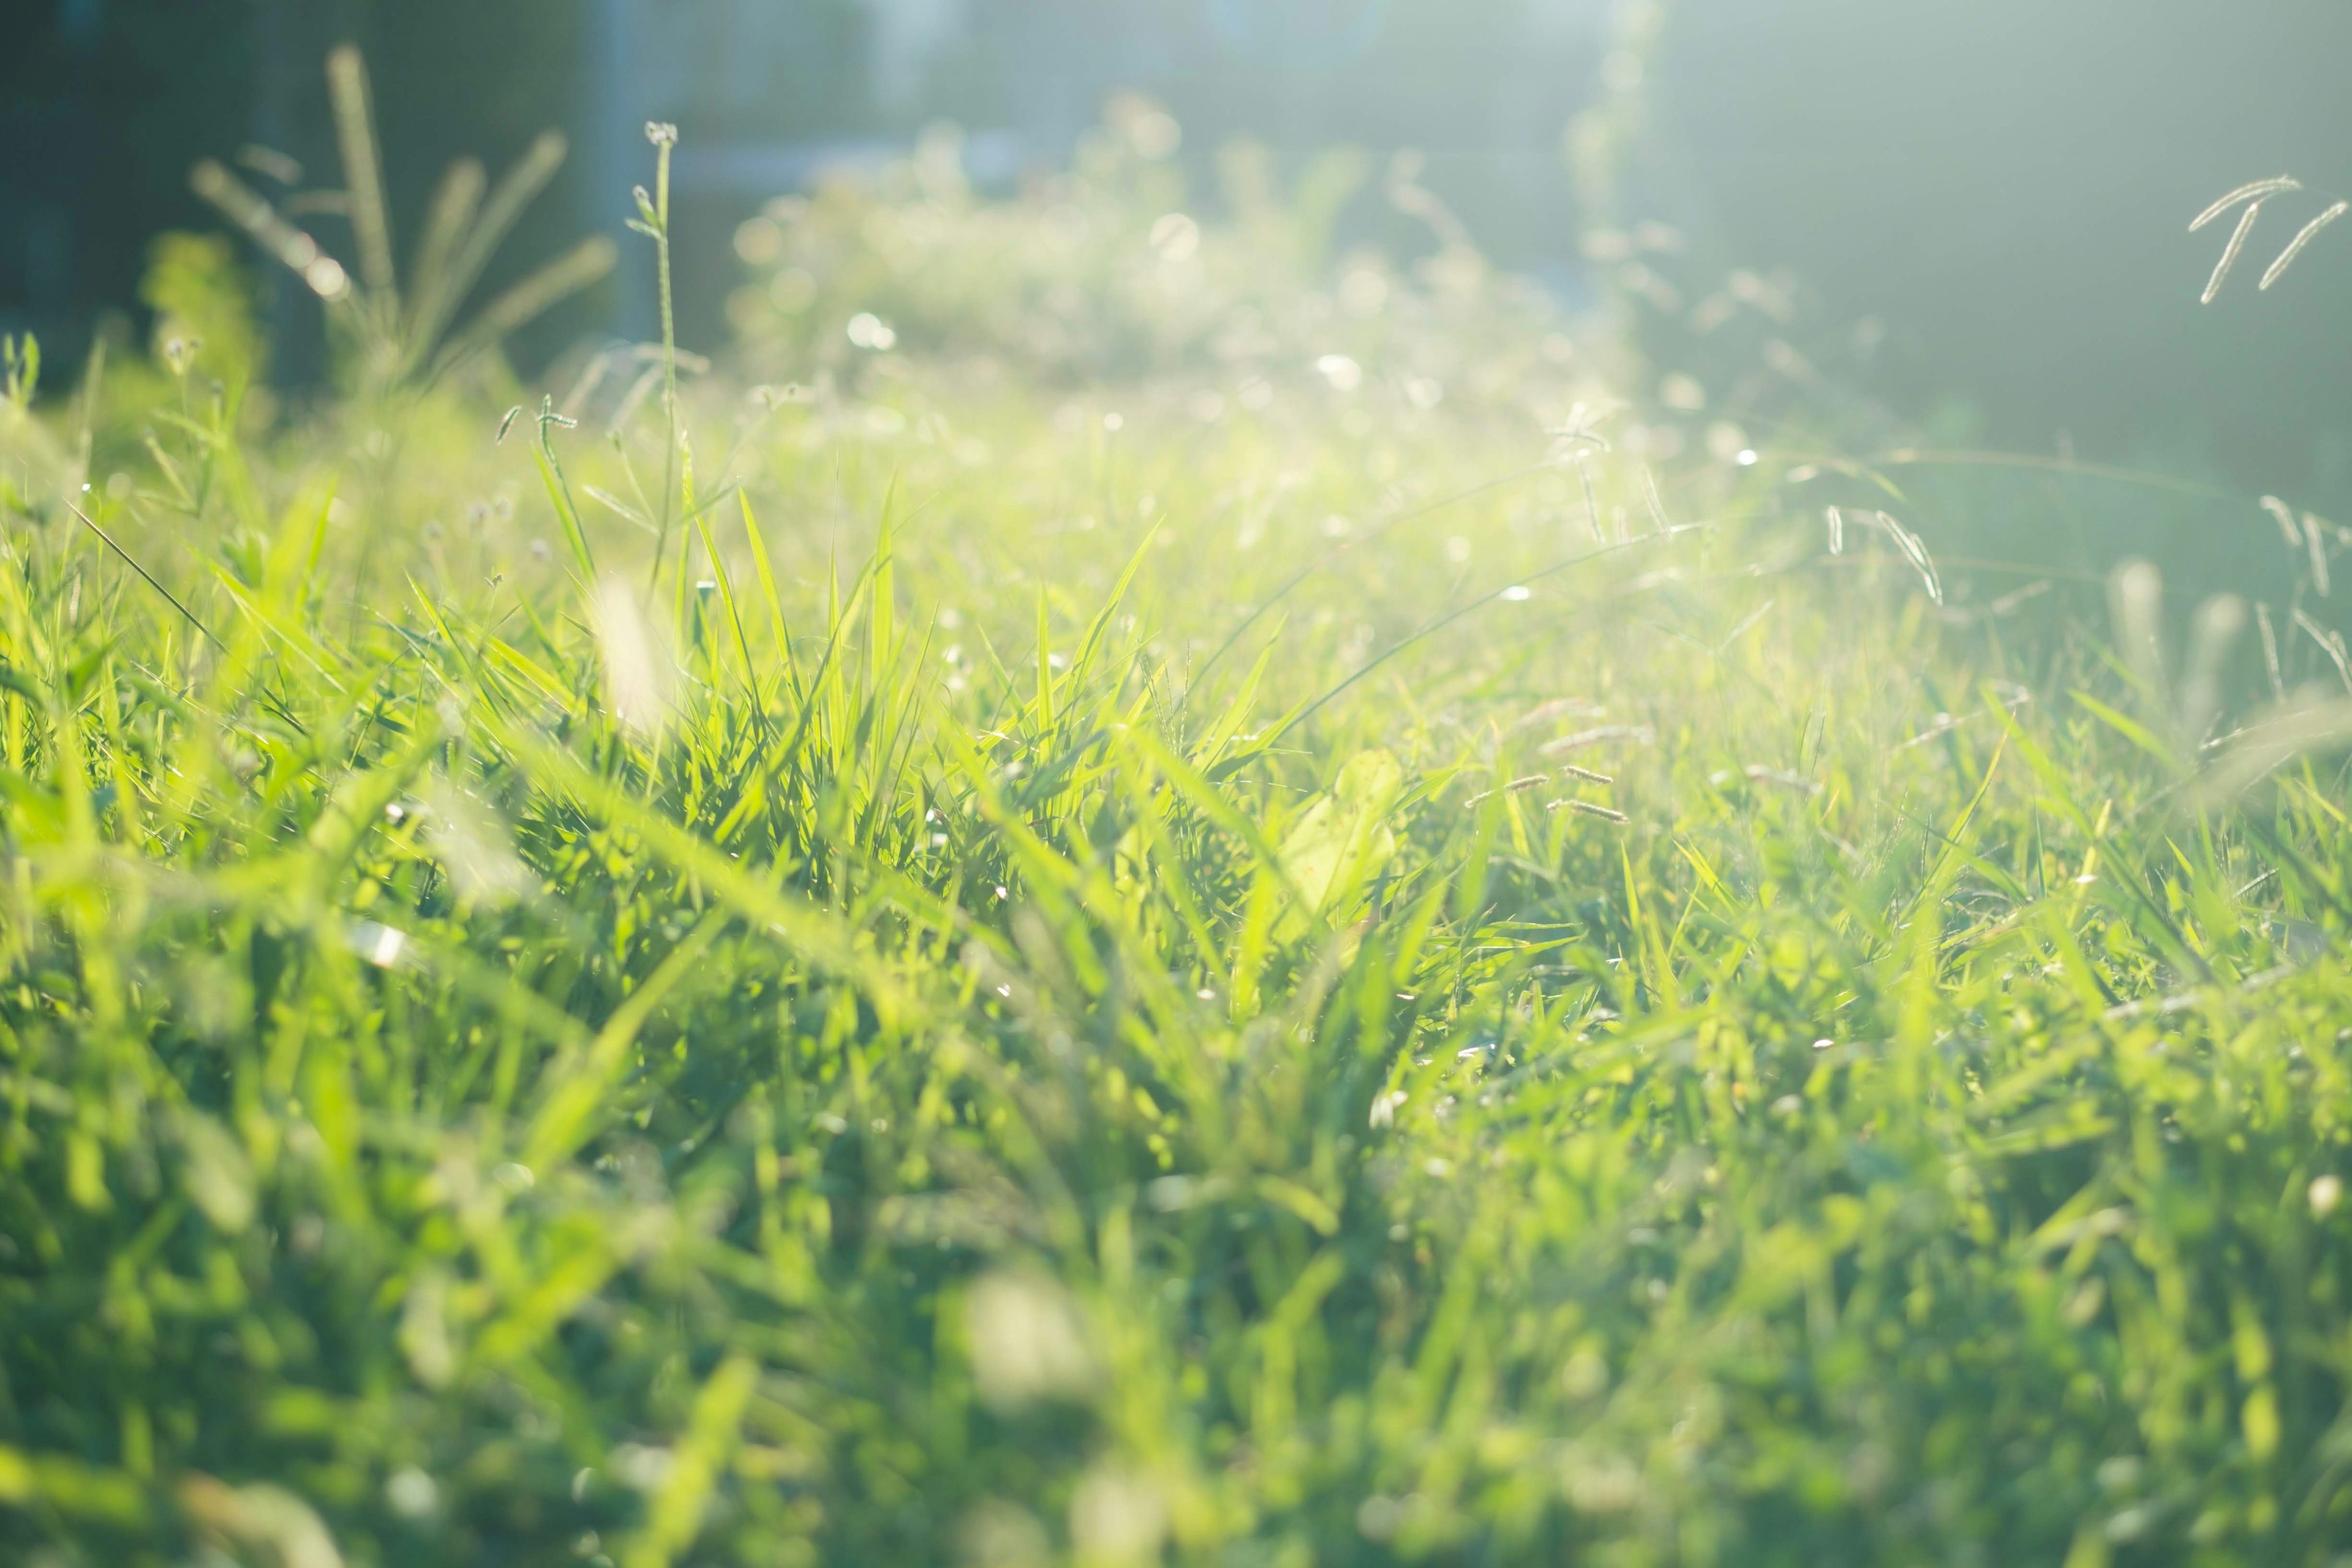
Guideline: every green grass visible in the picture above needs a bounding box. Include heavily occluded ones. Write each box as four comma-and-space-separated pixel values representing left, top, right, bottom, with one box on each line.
9, 120, 2352, 1568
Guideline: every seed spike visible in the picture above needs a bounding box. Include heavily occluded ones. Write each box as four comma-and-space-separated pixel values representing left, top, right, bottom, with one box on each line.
2203, 202, 2265, 303
2260, 200, 2349, 290
2190, 175, 2301, 232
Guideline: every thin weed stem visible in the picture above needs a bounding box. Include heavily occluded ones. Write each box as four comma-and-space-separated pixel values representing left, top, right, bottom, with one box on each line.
641, 123, 682, 594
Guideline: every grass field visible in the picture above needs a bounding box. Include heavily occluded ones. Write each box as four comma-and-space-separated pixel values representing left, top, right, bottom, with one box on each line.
8, 111, 2352, 1568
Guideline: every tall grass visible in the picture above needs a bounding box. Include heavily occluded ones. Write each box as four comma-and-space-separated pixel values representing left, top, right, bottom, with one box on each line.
6, 75, 2352, 1568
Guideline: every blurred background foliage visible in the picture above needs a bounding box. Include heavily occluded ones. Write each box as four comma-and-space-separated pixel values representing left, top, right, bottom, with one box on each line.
7, 0, 2352, 528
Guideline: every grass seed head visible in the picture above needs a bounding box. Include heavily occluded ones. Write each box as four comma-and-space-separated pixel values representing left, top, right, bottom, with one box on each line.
1551, 799, 1631, 823
2190, 175, 2301, 232
2261, 495, 2302, 548
2261, 200, 2348, 290
2202, 200, 2267, 304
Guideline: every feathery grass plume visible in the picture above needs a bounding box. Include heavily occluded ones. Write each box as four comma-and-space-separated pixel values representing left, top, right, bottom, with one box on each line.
426, 236, 619, 379
1896, 713, 1964, 750
1641, 465, 1670, 535
1547, 401, 1616, 454
2261, 495, 2303, 548
2294, 608, 2352, 692
1871, 511, 1940, 603
407, 132, 573, 361
1549, 798, 1630, 823
2180, 594, 2247, 744
1825, 505, 1844, 555
2306, 512, 2334, 596
194, 50, 605, 390
591, 575, 679, 739
189, 161, 351, 301
2109, 558, 2169, 707
1558, 763, 1614, 785
236, 143, 303, 184
1574, 451, 1605, 544
2258, 601, 2287, 701
326, 45, 396, 299
2191, 175, 2303, 232
1464, 775, 1550, 807
2261, 200, 2348, 290
409, 157, 485, 325
2201, 201, 2269, 304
